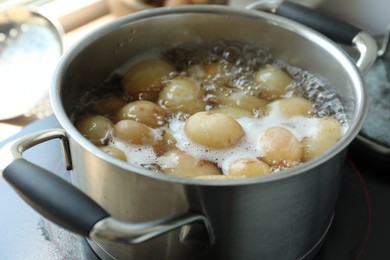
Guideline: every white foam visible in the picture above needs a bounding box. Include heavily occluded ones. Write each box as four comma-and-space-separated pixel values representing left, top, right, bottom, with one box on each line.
168, 113, 327, 173
109, 110, 346, 174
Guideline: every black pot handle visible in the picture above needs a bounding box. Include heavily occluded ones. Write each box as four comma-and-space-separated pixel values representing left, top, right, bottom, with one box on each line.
275, 1, 360, 45
4, 158, 109, 236
0, 129, 214, 248
247, 0, 378, 74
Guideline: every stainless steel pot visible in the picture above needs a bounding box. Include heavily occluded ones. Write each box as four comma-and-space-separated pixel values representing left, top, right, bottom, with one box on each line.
0, 3, 377, 260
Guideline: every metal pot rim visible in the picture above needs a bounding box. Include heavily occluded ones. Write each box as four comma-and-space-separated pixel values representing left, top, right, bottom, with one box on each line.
51, 5, 368, 186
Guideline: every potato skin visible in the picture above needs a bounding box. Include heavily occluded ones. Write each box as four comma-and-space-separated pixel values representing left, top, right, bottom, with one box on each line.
210, 106, 253, 118
260, 127, 303, 167
114, 100, 167, 128
112, 120, 155, 145
100, 145, 127, 161
122, 58, 175, 100
160, 150, 222, 178
158, 77, 206, 114
226, 158, 271, 177
267, 96, 315, 118
255, 64, 292, 100
76, 115, 113, 145
184, 111, 245, 149
302, 117, 342, 161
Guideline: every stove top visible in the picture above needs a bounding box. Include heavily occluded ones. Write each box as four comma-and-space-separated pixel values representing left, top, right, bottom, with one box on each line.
0, 115, 389, 260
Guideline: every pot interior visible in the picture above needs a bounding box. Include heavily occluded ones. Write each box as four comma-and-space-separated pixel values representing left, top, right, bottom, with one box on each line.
53, 6, 366, 179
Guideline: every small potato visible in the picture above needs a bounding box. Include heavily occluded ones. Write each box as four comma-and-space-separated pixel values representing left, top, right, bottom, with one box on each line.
210, 106, 253, 118
122, 58, 175, 99
76, 115, 113, 145
114, 100, 167, 127
219, 93, 269, 116
302, 117, 342, 161
267, 96, 315, 117
94, 94, 127, 116
184, 112, 244, 148
187, 62, 224, 80
112, 120, 155, 145
160, 150, 222, 178
254, 64, 293, 100
153, 131, 177, 156
226, 158, 271, 177
260, 127, 303, 167
158, 77, 206, 114
100, 145, 127, 161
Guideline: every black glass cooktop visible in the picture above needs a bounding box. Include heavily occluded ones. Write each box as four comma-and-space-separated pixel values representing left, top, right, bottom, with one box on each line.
0, 115, 389, 260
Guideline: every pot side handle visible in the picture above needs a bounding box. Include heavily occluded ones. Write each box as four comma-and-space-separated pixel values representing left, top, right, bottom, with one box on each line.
274, 1, 359, 45
4, 158, 110, 237
247, 1, 378, 74
1, 129, 214, 248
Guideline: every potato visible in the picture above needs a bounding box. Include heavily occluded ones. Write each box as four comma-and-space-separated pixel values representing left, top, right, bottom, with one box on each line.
267, 96, 315, 117
226, 158, 271, 177
94, 94, 127, 116
160, 150, 222, 178
114, 100, 167, 127
260, 127, 303, 167
219, 92, 269, 116
254, 64, 293, 100
302, 117, 342, 161
100, 145, 127, 161
112, 120, 155, 145
122, 58, 175, 99
76, 115, 113, 145
210, 106, 253, 118
153, 130, 177, 156
187, 62, 224, 80
158, 77, 206, 114
184, 111, 244, 148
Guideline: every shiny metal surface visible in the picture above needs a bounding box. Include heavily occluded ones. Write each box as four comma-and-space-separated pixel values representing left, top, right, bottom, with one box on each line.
48, 5, 370, 260
90, 212, 214, 248
353, 32, 378, 74
0, 129, 71, 173
247, 1, 378, 75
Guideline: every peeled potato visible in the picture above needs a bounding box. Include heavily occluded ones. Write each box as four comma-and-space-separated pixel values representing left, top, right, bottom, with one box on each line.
122, 58, 175, 99
158, 77, 206, 114
76, 115, 113, 145
114, 100, 167, 127
160, 150, 222, 178
254, 64, 293, 100
184, 111, 245, 148
112, 120, 155, 145
267, 96, 315, 117
302, 117, 342, 161
100, 145, 127, 161
260, 126, 303, 167
226, 158, 271, 177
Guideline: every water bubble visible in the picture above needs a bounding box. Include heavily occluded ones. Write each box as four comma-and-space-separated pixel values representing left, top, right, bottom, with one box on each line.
222, 46, 241, 63
211, 40, 226, 55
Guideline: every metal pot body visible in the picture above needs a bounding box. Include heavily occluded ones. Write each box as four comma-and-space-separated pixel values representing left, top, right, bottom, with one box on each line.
51, 6, 367, 260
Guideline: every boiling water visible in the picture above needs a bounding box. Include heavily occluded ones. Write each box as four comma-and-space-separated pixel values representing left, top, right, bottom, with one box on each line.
76, 40, 349, 174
